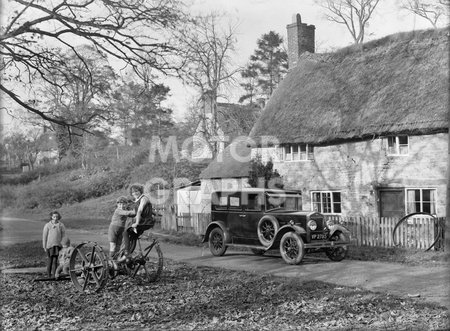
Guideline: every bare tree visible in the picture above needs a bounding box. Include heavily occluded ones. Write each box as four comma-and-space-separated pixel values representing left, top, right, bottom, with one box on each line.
401, 0, 449, 28
174, 13, 240, 157
0, 0, 184, 130
2, 129, 45, 170
316, 0, 382, 44
40, 45, 116, 163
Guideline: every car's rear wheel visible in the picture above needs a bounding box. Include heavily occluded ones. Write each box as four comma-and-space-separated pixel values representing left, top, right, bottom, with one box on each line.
280, 232, 305, 265
325, 231, 348, 261
257, 216, 279, 246
209, 228, 227, 256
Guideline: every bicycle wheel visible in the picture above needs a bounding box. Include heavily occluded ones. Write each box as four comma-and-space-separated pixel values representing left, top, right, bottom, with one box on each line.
392, 212, 439, 251
129, 240, 163, 283
69, 242, 108, 293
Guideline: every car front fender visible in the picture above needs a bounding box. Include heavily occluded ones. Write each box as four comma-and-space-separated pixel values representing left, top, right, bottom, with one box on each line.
202, 221, 230, 244
328, 224, 351, 237
267, 224, 306, 249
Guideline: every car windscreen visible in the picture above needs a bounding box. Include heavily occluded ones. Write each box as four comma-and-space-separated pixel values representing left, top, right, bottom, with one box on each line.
266, 194, 302, 211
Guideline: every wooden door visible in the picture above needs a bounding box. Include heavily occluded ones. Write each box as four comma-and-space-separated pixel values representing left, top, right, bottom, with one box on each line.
379, 189, 405, 218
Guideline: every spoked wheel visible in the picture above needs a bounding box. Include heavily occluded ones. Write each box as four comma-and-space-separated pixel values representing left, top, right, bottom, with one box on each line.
209, 227, 227, 256
280, 232, 305, 265
257, 217, 279, 247
325, 231, 349, 262
69, 242, 108, 293
127, 240, 163, 283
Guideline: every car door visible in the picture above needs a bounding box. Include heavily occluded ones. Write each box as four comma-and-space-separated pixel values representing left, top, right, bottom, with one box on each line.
238, 193, 263, 245
226, 193, 243, 243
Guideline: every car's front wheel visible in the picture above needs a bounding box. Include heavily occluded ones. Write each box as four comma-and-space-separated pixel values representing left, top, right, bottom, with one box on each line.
325, 231, 348, 261
279, 232, 305, 265
209, 228, 227, 256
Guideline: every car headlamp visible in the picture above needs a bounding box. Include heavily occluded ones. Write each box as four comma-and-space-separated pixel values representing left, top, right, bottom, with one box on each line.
308, 220, 317, 231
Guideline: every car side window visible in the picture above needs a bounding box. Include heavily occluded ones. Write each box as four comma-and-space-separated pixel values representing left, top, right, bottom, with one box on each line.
266, 195, 284, 210
212, 192, 228, 210
229, 196, 241, 209
245, 194, 262, 211
219, 196, 228, 207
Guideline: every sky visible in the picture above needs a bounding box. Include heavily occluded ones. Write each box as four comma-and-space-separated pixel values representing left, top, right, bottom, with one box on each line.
0, 0, 444, 132
164, 0, 441, 120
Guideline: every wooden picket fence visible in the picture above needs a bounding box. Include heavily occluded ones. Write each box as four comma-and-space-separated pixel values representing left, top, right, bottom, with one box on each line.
159, 211, 211, 235
327, 215, 445, 250
158, 210, 445, 250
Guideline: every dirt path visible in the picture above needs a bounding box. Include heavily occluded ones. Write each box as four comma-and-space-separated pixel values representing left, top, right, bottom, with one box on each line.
1, 216, 449, 309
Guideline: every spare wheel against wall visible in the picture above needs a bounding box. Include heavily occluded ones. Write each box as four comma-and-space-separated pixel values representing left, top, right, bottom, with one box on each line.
257, 216, 280, 246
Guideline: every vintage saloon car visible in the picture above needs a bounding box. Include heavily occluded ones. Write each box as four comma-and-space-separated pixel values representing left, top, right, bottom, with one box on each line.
202, 188, 350, 265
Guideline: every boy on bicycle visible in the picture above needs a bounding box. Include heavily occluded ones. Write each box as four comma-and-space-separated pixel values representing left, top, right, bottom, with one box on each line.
108, 196, 136, 259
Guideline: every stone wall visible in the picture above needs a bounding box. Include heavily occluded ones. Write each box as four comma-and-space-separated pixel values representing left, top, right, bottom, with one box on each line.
253, 133, 448, 217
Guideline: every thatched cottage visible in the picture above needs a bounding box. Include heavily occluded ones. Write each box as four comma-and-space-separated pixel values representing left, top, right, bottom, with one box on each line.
250, 15, 448, 218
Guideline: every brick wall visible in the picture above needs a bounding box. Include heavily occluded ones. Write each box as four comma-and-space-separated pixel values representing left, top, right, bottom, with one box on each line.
286, 13, 315, 69
253, 133, 448, 218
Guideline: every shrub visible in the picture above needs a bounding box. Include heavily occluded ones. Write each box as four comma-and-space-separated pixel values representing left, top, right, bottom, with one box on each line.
0, 158, 80, 186
0, 184, 17, 209
12, 167, 130, 209
129, 156, 208, 187
85, 169, 130, 198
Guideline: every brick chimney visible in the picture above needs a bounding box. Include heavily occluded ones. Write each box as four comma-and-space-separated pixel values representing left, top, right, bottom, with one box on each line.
286, 13, 315, 69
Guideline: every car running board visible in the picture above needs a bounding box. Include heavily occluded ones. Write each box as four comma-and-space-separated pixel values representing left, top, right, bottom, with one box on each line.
225, 244, 269, 251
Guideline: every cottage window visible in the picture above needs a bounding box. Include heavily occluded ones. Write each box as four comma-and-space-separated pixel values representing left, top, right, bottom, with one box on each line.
387, 136, 409, 155
284, 145, 292, 161
311, 191, 341, 214
278, 144, 314, 161
406, 189, 436, 215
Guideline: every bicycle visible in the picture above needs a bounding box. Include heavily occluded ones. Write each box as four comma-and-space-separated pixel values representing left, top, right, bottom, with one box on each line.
68, 231, 163, 293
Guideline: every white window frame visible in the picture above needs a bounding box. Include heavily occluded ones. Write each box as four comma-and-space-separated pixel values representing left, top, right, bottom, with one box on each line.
311, 191, 342, 215
405, 188, 437, 215
386, 136, 409, 156
277, 144, 314, 162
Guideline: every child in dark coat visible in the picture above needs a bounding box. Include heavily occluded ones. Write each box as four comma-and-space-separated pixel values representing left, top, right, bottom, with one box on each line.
108, 196, 136, 259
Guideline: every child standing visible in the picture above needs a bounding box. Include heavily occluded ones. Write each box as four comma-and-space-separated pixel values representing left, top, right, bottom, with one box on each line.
108, 196, 136, 259
55, 237, 74, 279
42, 211, 66, 278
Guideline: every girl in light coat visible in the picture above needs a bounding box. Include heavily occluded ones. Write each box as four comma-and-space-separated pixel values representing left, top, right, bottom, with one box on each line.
42, 211, 66, 278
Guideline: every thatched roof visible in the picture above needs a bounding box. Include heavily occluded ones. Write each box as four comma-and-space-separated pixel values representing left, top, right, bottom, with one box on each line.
199, 136, 252, 179
250, 29, 449, 145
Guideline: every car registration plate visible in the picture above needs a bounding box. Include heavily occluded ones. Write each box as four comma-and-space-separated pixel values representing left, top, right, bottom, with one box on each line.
311, 233, 327, 240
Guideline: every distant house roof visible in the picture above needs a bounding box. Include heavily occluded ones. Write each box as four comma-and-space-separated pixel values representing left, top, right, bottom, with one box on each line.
250, 29, 449, 145
175, 180, 201, 190
199, 136, 252, 179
